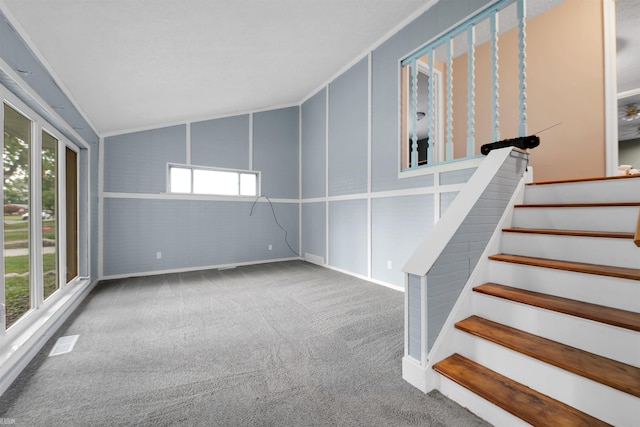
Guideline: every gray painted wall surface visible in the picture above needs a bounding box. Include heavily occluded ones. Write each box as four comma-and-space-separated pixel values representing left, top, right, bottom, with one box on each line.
302, 202, 326, 261
371, 195, 434, 285
424, 153, 527, 350
253, 107, 299, 199
190, 115, 250, 170
328, 199, 368, 276
440, 168, 476, 185
103, 108, 301, 276
328, 58, 368, 196
301, 89, 326, 199
104, 125, 187, 194
407, 274, 421, 360
295, 0, 499, 287
103, 198, 298, 276
440, 191, 459, 217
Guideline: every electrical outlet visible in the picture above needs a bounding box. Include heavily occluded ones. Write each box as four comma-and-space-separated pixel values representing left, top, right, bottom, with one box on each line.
156, 252, 162, 259
268, 244, 273, 251
387, 260, 392, 270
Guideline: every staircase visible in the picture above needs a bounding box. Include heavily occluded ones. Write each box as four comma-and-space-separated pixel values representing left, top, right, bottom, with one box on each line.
432, 175, 640, 426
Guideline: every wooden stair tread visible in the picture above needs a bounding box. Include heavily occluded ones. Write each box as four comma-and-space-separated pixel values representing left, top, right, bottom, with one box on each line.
488, 253, 640, 281
502, 228, 635, 239
473, 283, 640, 332
456, 316, 640, 397
515, 202, 640, 208
527, 174, 640, 186
433, 353, 611, 427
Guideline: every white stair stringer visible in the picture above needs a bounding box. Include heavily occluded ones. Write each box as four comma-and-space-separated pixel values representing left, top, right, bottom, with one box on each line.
524, 176, 640, 204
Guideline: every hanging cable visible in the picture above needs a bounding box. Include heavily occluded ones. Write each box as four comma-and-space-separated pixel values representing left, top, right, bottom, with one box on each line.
249, 195, 299, 256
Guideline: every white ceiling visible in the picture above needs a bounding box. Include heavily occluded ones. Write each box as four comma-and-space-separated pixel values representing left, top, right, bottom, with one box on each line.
0, 0, 431, 135
2, 0, 639, 141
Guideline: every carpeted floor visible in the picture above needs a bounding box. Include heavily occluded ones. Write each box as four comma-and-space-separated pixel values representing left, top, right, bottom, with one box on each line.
0, 261, 490, 426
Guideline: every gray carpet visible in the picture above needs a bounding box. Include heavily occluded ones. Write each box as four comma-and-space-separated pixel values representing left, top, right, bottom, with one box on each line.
0, 261, 489, 426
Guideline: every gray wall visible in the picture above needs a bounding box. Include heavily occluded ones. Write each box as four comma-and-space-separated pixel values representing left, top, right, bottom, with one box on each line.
102, 108, 300, 277
299, 0, 499, 288
328, 57, 369, 197
301, 89, 326, 199
328, 199, 368, 276
103, 198, 298, 276
371, 195, 434, 285
104, 125, 187, 194
253, 107, 300, 199
191, 115, 250, 170
301, 202, 325, 262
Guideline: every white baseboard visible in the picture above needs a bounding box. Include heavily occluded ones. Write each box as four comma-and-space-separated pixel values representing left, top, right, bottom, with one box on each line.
100, 257, 302, 281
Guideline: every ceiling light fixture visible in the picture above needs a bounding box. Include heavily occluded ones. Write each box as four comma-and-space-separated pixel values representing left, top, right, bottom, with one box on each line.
622, 104, 640, 121
417, 112, 426, 121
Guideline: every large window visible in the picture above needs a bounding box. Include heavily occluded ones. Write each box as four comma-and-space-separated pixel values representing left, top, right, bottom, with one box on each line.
3, 104, 32, 327
168, 165, 259, 197
2, 100, 80, 330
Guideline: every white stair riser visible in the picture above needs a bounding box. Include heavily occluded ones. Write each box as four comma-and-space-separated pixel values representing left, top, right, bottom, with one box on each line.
473, 293, 640, 367
437, 376, 532, 427
525, 179, 640, 204
455, 332, 640, 427
486, 260, 640, 312
501, 233, 640, 269
512, 206, 638, 232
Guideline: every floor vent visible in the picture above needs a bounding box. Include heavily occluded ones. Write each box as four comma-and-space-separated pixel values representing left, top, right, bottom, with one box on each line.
49, 335, 79, 357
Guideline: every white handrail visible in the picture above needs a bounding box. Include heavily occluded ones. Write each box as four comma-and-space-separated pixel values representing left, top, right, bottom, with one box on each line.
403, 146, 515, 276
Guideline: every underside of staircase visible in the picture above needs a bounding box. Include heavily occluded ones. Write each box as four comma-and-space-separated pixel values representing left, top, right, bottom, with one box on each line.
432, 175, 640, 426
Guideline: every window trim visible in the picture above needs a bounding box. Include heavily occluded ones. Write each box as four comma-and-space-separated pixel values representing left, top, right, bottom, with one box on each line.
166, 163, 261, 198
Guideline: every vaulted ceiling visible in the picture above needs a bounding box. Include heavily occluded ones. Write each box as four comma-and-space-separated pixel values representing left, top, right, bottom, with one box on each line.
0, 0, 432, 135
2, 1, 638, 141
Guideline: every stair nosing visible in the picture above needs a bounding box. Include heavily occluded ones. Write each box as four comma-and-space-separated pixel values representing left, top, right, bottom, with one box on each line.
433, 353, 612, 427
456, 315, 640, 398
473, 282, 640, 332
488, 253, 640, 281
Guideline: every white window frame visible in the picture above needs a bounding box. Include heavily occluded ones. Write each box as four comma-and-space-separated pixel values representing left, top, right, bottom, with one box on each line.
1, 87, 84, 334
166, 164, 261, 198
